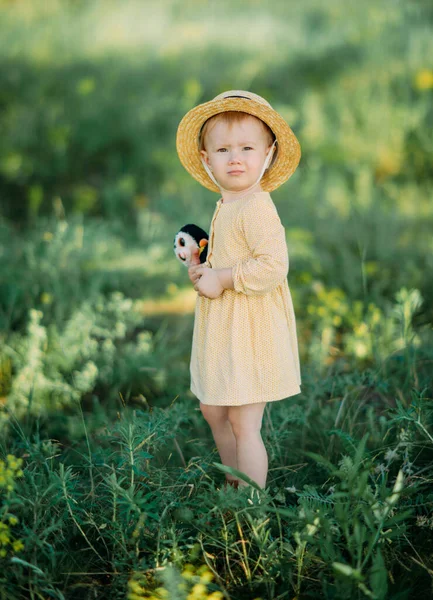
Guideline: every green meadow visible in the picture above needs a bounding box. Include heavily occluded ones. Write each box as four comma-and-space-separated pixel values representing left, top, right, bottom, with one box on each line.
0, 0, 433, 598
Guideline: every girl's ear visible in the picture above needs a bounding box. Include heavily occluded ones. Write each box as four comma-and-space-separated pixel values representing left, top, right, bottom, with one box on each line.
200, 149, 210, 166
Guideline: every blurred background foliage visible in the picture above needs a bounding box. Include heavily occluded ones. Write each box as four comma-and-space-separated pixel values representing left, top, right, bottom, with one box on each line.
0, 0, 432, 408
1, 0, 432, 413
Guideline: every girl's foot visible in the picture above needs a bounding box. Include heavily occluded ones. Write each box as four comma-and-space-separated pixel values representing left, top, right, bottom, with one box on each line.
223, 479, 239, 490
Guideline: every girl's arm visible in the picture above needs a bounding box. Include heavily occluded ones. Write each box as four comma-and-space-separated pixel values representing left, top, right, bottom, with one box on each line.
215, 268, 234, 290
226, 194, 289, 296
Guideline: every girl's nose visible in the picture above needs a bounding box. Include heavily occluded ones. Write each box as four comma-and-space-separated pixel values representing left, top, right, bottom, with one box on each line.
228, 151, 242, 163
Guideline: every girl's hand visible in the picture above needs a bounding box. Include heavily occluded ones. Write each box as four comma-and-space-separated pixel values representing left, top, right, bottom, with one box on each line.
187, 247, 201, 285
191, 265, 224, 299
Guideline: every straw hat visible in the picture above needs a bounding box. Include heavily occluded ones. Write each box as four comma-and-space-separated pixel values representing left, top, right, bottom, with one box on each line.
176, 89, 301, 193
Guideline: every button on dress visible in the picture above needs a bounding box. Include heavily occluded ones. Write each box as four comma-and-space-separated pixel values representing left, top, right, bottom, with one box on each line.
190, 191, 302, 406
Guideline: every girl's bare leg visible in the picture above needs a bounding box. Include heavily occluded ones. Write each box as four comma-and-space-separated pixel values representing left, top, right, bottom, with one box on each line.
228, 402, 268, 489
199, 402, 239, 483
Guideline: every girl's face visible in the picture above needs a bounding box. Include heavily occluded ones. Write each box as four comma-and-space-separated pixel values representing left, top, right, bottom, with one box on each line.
200, 116, 272, 192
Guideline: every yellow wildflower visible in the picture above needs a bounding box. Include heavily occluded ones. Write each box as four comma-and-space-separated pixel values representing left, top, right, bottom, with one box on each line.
128, 580, 144, 594
12, 539, 24, 552
415, 69, 433, 90
199, 571, 214, 584
0, 530, 10, 544
181, 564, 195, 580
188, 582, 207, 597
41, 293, 53, 305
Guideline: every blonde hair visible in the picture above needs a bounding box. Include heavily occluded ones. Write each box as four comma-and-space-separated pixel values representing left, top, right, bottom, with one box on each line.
199, 111, 277, 160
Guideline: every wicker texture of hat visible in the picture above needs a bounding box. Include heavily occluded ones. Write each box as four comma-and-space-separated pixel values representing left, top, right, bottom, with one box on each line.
176, 90, 301, 193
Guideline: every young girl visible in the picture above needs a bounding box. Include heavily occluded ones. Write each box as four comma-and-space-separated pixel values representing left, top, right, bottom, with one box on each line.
176, 90, 302, 491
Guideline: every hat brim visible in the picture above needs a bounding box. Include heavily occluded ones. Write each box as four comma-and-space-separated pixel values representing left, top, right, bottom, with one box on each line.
176, 97, 301, 193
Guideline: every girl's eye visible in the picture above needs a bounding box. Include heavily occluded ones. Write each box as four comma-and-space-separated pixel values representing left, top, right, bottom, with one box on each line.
217, 147, 253, 152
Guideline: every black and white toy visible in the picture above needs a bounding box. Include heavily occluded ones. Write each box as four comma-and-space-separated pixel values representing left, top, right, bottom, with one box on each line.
173, 224, 209, 268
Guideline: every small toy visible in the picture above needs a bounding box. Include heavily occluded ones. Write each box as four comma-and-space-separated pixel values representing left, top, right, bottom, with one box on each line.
173, 224, 209, 268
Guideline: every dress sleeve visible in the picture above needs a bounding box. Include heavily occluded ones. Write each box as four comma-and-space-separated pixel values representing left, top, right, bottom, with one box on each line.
232, 195, 289, 296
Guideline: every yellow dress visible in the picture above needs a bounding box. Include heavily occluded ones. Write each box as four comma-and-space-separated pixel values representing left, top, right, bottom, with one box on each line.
190, 191, 302, 406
